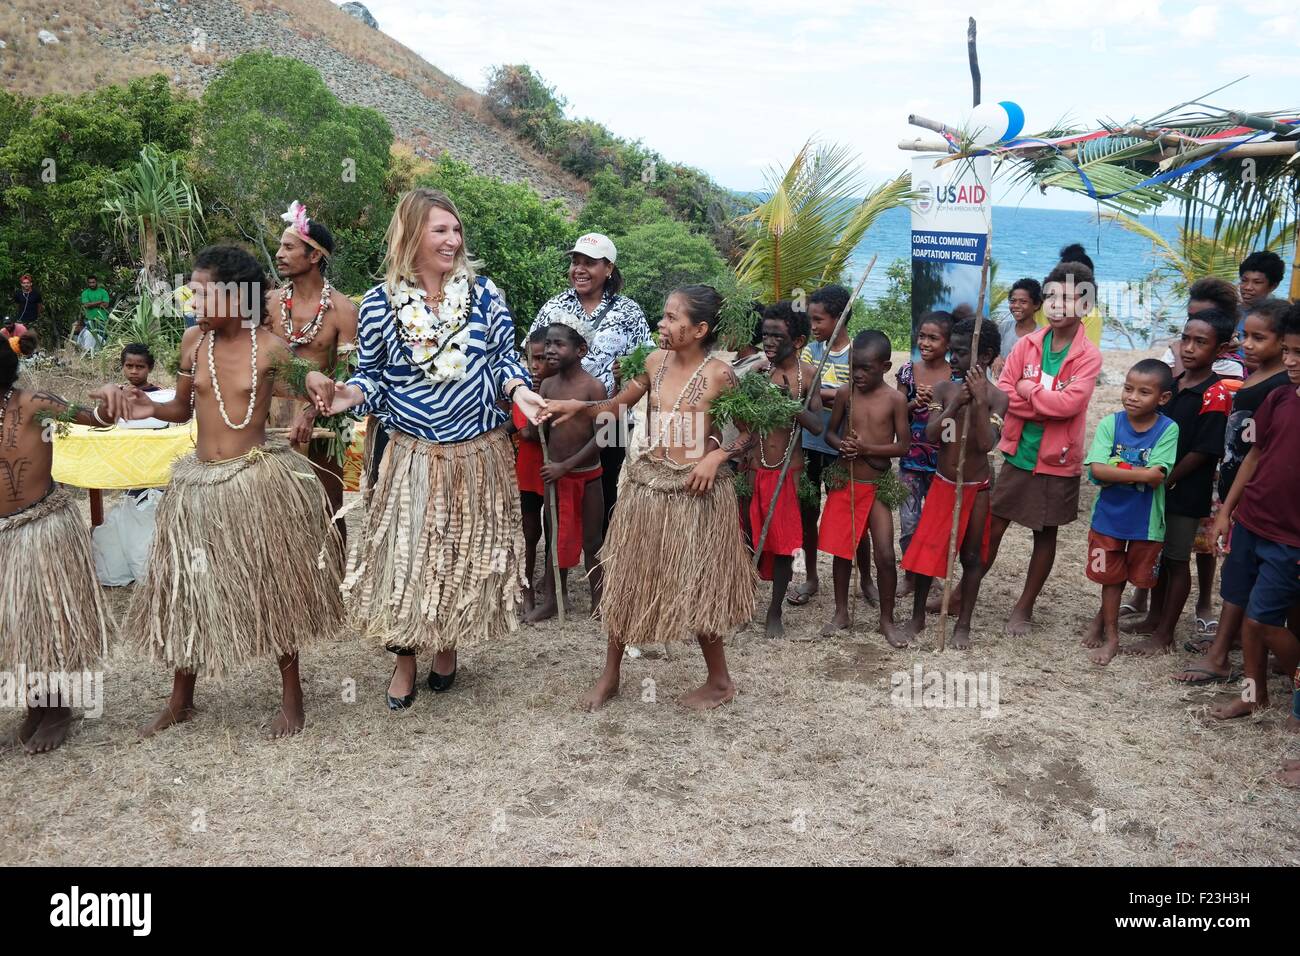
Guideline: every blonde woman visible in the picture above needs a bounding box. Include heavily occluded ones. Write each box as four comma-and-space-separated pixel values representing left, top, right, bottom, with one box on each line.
307, 189, 544, 709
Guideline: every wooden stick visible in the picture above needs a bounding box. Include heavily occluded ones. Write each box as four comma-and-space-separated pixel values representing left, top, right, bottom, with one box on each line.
967, 17, 981, 108
936, 236, 991, 651
752, 256, 878, 566
538, 423, 566, 626
898, 137, 954, 153
908, 115, 959, 138
1290, 218, 1300, 303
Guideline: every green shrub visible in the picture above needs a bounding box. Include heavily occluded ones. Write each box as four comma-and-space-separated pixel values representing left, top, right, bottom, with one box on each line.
613, 219, 727, 322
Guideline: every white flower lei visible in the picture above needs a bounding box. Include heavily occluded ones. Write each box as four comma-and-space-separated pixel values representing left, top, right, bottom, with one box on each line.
393, 270, 473, 384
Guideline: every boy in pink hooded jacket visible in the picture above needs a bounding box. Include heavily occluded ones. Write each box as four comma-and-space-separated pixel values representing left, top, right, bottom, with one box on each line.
985, 260, 1102, 635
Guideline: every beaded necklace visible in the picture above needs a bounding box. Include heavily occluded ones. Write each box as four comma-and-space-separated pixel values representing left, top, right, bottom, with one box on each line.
201, 326, 259, 430
280, 279, 331, 346
651, 352, 710, 451
760, 362, 804, 468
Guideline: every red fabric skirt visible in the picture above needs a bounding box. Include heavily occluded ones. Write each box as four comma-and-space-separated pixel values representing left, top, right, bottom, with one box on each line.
817, 480, 878, 561
901, 474, 990, 579
512, 403, 544, 497
556, 466, 602, 568
748, 466, 802, 581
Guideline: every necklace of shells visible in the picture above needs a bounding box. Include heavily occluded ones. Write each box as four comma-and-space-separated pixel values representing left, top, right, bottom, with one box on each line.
280, 279, 331, 346
760, 364, 803, 469
198, 326, 259, 430
651, 352, 711, 451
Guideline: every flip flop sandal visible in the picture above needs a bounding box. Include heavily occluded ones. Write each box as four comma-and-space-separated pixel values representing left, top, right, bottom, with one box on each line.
1172, 667, 1234, 685
786, 583, 817, 607
1194, 617, 1209, 635
1204, 619, 1219, 636
1119, 603, 1142, 616
1183, 637, 1214, 654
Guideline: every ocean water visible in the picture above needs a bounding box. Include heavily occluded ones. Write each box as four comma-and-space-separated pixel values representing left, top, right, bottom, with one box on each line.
846, 205, 1293, 348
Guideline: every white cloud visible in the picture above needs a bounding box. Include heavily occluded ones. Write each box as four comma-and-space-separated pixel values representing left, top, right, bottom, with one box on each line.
1178, 4, 1221, 40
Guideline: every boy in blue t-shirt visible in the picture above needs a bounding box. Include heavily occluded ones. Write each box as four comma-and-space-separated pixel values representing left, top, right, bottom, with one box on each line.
1081, 359, 1179, 666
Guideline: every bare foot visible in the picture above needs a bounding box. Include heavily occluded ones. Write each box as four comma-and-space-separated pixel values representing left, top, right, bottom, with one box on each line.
525, 599, 557, 624
270, 700, 305, 739
679, 679, 736, 711
1210, 698, 1259, 721
862, 578, 880, 608
951, 624, 973, 650
1004, 608, 1033, 637
1081, 615, 1103, 649
896, 575, 913, 598
905, 616, 926, 640
2, 709, 45, 751
925, 588, 943, 614
765, 609, 785, 639
24, 707, 73, 754
578, 672, 620, 712
1089, 641, 1120, 666
1121, 636, 1172, 657
521, 587, 535, 615
882, 619, 909, 649
139, 701, 197, 738
1120, 616, 1157, 635
1275, 765, 1300, 789
820, 608, 850, 637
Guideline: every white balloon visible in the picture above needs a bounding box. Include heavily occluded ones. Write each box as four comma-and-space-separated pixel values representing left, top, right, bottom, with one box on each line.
968, 101, 1009, 147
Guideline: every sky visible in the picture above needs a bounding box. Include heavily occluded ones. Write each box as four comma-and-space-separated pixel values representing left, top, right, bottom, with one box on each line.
344, 0, 1298, 210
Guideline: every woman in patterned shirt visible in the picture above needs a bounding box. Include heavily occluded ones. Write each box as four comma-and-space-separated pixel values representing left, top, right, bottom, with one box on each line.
308, 189, 544, 710
530, 233, 652, 531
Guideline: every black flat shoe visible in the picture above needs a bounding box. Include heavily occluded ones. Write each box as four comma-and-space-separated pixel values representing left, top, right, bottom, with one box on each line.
427, 667, 457, 693
387, 662, 418, 710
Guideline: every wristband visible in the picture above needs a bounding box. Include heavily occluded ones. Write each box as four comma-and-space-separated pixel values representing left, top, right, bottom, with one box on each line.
506, 380, 525, 403
91, 404, 109, 426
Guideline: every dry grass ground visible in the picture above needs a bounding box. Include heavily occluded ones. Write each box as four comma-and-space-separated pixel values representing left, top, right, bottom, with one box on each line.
1, 347, 1297, 865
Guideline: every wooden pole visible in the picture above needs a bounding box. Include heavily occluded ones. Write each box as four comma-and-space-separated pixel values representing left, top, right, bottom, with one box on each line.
967, 18, 981, 108
936, 240, 991, 651
539, 424, 565, 626
1290, 217, 1300, 302
752, 256, 878, 566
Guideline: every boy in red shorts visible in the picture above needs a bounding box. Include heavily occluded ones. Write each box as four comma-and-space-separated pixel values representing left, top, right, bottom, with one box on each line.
513, 328, 550, 614
1081, 359, 1179, 665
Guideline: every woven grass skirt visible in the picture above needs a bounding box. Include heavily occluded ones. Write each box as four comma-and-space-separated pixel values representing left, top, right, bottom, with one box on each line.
125, 441, 344, 679
344, 427, 524, 654
598, 454, 757, 645
0, 489, 110, 673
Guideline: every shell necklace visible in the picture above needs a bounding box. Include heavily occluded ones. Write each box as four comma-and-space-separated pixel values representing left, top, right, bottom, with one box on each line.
760, 362, 803, 469
651, 351, 710, 450
0, 387, 12, 438
205, 325, 259, 430
280, 279, 331, 346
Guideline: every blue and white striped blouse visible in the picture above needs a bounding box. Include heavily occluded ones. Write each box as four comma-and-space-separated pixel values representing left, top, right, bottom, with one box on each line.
347, 276, 528, 443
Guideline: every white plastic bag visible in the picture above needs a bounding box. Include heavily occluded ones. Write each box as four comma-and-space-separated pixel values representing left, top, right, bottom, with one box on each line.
92, 488, 162, 585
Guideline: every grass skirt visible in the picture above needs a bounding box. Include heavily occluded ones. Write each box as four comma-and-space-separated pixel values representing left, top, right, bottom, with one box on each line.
0, 489, 109, 672
598, 454, 757, 645
126, 441, 344, 678
344, 427, 524, 653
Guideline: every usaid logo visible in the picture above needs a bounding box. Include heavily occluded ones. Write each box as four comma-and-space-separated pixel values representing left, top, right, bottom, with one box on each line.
915, 181, 935, 213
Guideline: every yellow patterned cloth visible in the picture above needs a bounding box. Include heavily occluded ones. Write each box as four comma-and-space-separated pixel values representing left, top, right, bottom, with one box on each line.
52, 422, 198, 490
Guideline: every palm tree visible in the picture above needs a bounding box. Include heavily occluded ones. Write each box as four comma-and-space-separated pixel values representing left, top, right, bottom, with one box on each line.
734, 141, 913, 303
1106, 212, 1286, 298
102, 145, 205, 296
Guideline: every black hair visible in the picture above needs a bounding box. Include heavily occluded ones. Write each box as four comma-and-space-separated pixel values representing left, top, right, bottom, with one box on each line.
1242, 296, 1291, 335
1129, 358, 1175, 395
17, 332, 36, 357
120, 342, 156, 369
0, 340, 17, 390
1059, 242, 1095, 273
809, 284, 850, 320
1239, 250, 1285, 287
192, 245, 266, 323
950, 317, 1000, 360
851, 328, 891, 361
305, 221, 335, 275
1044, 259, 1095, 290
671, 284, 724, 347
527, 327, 548, 345
1009, 277, 1044, 306
1184, 306, 1235, 346
917, 309, 955, 341
1280, 301, 1300, 339
546, 321, 587, 350
761, 299, 811, 344
87, 274, 99, 282
1188, 276, 1240, 326
606, 264, 624, 296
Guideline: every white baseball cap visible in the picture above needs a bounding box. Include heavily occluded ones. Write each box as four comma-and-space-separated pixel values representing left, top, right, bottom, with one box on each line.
568, 233, 617, 264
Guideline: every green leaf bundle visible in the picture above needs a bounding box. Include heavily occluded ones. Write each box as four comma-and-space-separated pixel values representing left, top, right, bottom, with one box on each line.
710, 372, 803, 437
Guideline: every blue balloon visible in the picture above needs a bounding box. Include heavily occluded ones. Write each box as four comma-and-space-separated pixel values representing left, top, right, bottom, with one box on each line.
998, 101, 1025, 142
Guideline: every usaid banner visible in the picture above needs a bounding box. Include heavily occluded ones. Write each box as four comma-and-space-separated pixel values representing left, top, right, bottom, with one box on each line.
910, 154, 992, 352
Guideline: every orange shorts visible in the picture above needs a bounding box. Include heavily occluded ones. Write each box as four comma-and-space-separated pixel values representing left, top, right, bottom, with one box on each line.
1085, 530, 1163, 588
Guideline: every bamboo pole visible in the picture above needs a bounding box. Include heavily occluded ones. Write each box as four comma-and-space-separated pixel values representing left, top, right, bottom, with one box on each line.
538, 424, 565, 626
1290, 218, 1300, 302
752, 256, 878, 566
